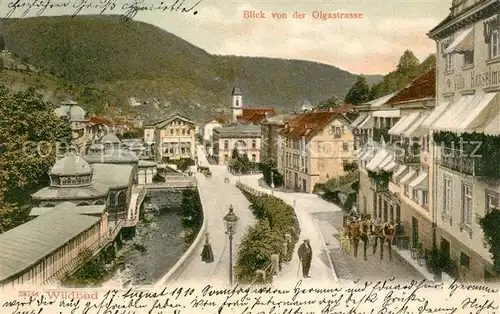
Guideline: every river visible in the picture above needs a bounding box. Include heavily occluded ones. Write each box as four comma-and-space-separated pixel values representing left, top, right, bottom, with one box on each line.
105, 190, 190, 287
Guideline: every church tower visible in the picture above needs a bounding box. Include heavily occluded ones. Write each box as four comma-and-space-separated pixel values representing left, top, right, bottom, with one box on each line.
231, 82, 243, 123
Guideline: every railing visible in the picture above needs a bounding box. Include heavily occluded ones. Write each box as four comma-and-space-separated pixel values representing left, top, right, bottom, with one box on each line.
108, 219, 124, 240
440, 147, 485, 176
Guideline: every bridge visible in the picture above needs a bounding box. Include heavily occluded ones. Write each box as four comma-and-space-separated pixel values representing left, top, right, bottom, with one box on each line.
145, 176, 197, 189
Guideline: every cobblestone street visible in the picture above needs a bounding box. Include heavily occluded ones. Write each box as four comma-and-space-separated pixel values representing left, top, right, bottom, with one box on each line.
312, 211, 424, 282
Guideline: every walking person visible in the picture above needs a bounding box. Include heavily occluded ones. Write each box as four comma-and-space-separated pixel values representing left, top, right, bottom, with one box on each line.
297, 239, 313, 278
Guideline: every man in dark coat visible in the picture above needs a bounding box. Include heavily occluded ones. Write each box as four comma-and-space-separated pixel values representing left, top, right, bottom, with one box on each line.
297, 239, 313, 278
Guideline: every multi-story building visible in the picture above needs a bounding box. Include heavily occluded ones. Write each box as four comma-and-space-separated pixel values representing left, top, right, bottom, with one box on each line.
427, 0, 499, 282
143, 113, 197, 162
212, 125, 261, 165
260, 114, 295, 165
277, 109, 355, 193
54, 100, 104, 154
356, 69, 436, 254
229, 82, 276, 124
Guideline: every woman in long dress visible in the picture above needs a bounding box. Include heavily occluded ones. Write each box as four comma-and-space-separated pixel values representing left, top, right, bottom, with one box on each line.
201, 233, 214, 263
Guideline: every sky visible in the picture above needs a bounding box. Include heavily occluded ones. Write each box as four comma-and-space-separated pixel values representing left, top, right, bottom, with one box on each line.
0, 0, 452, 75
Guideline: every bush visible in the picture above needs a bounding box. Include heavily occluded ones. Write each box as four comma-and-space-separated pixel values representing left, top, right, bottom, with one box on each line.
260, 162, 283, 187
236, 189, 300, 283
152, 174, 165, 182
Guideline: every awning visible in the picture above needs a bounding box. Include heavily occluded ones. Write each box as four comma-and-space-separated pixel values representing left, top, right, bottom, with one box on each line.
432, 95, 475, 131
421, 102, 450, 129
366, 150, 390, 171
389, 112, 420, 135
357, 149, 369, 160
393, 165, 408, 180
361, 149, 376, 161
444, 27, 473, 54
378, 154, 394, 170
351, 113, 368, 128
403, 113, 429, 138
358, 115, 373, 129
478, 112, 500, 135
383, 160, 399, 172
372, 110, 401, 118
450, 93, 499, 133
409, 172, 428, 190
400, 170, 417, 185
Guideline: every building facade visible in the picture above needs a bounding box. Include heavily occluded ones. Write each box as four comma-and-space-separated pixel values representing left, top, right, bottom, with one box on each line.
203, 117, 224, 142
54, 100, 104, 155
212, 125, 262, 165
277, 110, 355, 193
427, 0, 500, 281
143, 113, 197, 162
260, 114, 295, 165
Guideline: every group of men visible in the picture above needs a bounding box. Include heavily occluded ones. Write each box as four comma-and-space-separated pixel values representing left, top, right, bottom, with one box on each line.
340, 215, 396, 262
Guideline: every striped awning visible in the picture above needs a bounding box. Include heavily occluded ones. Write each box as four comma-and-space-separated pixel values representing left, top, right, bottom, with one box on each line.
409, 172, 428, 190
400, 170, 417, 185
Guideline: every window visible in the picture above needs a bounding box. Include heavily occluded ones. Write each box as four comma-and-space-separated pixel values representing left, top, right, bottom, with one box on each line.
412, 189, 418, 202
423, 191, 428, 207
462, 183, 472, 225
236, 100, 239, 107
224, 154, 228, 162
318, 159, 325, 171
490, 30, 499, 59
444, 177, 452, 213
460, 252, 470, 268
251, 154, 256, 162
224, 140, 229, 150
342, 142, 349, 151
486, 190, 499, 213
252, 140, 256, 148
182, 129, 186, 135
445, 53, 453, 72
463, 50, 474, 67
404, 184, 409, 195
170, 129, 174, 135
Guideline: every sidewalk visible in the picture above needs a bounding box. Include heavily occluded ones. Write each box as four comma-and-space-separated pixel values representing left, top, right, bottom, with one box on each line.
237, 175, 339, 284
167, 147, 257, 287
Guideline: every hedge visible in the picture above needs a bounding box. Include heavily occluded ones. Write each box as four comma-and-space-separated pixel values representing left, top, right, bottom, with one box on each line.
235, 189, 300, 283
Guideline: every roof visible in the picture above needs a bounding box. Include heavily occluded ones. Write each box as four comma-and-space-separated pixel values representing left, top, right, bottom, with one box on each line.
32, 163, 134, 200
386, 68, 436, 105
100, 133, 121, 144
50, 152, 93, 176
138, 160, 157, 167
30, 201, 106, 216
0, 204, 101, 282
89, 116, 111, 125
155, 112, 196, 129
232, 84, 242, 96
205, 117, 225, 124
237, 108, 276, 124
261, 114, 295, 125
54, 104, 87, 122
279, 110, 348, 140
365, 92, 398, 107
84, 149, 139, 164
214, 125, 261, 138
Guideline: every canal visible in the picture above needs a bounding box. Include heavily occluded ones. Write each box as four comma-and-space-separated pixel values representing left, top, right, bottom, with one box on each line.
105, 189, 198, 287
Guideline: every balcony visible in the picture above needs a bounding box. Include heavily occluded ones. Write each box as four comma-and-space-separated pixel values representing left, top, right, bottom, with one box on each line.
395, 144, 420, 165
440, 147, 492, 177
373, 128, 390, 143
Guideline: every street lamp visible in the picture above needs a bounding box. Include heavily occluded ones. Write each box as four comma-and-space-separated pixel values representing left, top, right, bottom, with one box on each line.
223, 204, 239, 286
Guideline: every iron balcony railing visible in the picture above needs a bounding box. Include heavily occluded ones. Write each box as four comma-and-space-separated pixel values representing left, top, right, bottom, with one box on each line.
440, 147, 487, 176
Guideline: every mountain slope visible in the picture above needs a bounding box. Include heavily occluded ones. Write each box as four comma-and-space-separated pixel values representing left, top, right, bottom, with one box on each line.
1, 15, 365, 114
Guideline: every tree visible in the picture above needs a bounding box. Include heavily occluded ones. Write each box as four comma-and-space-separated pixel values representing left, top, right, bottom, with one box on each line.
0, 34, 5, 51
0, 86, 72, 231
316, 95, 341, 110
397, 50, 420, 73
344, 76, 370, 105
0, 58, 4, 71
479, 209, 500, 273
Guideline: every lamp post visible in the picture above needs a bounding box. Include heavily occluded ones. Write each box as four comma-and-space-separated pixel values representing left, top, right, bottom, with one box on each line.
223, 204, 239, 286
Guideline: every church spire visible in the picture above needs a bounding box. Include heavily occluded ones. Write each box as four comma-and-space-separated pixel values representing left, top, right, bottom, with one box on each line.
231, 82, 242, 96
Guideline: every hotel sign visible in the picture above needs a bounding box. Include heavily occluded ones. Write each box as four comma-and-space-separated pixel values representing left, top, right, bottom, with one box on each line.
448, 64, 500, 91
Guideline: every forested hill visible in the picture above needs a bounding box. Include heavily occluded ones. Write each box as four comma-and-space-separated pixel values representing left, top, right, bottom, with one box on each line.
0, 15, 383, 115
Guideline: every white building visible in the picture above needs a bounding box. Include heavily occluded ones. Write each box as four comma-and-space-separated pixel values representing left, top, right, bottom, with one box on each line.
427, 0, 500, 282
